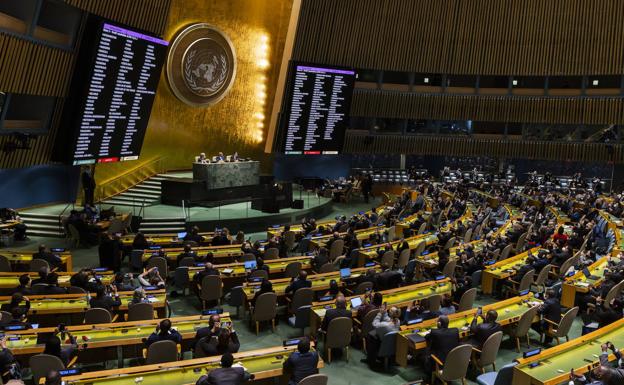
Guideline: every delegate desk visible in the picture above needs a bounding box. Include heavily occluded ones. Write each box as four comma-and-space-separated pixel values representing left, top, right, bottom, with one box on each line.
0, 271, 114, 291
598, 210, 622, 231
142, 243, 252, 264
471, 189, 500, 208
192, 161, 260, 189
5, 314, 231, 360
560, 256, 620, 308
396, 293, 542, 366
241, 265, 381, 301
0, 290, 167, 325
356, 233, 439, 267
513, 318, 624, 385
309, 278, 452, 333
186, 256, 314, 287
481, 247, 543, 295
309, 225, 387, 250
63, 344, 324, 385
0, 220, 21, 230
267, 221, 336, 239
0, 250, 73, 271
121, 232, 215, 248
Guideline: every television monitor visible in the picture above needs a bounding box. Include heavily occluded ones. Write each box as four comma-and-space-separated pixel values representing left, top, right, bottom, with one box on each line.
277, 62, 356, 155
54, 16, 169, 165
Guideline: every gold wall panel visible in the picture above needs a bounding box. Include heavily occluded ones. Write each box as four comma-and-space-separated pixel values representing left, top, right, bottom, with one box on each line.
95, 0, 293, 183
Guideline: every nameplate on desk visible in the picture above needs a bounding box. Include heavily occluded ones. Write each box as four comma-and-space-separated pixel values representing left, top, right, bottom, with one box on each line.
283, 338, 301, 347
203, 308, 224, 315
248, 277, 263, 283
519, 289, 530, 296
59, 369, 81, 376
2, 325, 26, 331
363, 243, 372, 247
485, 260, 495, 265
149, 246, 162, 250
51, 248, 65, 252
195, 263, 205, 267
318, 295, 333, 302
435, 275, 445, 280
143, 286, 158, 291
271, 225, 281, 228
93, 267, 108, 272
523, 348, 541, 358
407, 318, 423, 325
365, 262, 376, 267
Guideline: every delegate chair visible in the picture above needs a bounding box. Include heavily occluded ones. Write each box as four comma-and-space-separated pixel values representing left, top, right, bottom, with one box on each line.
173, 267, 190, 295
540, 306, 579, 345
228, 286, 246, 319
84, 308, 115, 324
418, 223, 428, 235
251, 292, 277, 335
414, 241, 426, 257
428, 294, 442, 312
200, 275, 222, 309
298, 374, 328, 385
285, 262, 302, 278
319, 263, 337, 273
431, 344, 472, 385
378, 331, 399, 371
504, 306, 539, 352
531, 265, 552, 293
463, 228, 473, 244
264, 248, 279, 260
29, 259, 50, 272
288, 287, 314, 314
323, 317, 352, 363
288, 305, 312, 336
68, 286, 87, 294
353, 281, 373, 295
397, 249, 410, 270
506, 270, 535, 298
455, 288, 477, 312
381, 250, 395, 268
30, 354, 76, 385
127, 302, 155, 321
471, 331, 503, 373
178, 257, 195, 268
240, 254, 256, 262
249, 270, 269, 280
441, 260, 457, 279
147, 257, 169, 279
476, 362, 516, 385
355, 309, 380, 353
144, 340, 179, 364
329, 240, 344, 261
283, 231, 297, 253
0, 256, 11, 272
0, 311, 11, 323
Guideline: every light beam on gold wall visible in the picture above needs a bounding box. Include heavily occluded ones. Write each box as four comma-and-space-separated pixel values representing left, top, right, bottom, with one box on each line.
95, 0, 292, 184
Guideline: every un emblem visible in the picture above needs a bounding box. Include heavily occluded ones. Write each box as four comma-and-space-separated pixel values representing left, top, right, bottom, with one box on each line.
166, 23, 236, 107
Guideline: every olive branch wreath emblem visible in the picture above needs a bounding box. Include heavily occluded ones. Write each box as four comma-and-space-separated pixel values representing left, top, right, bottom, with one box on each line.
183, 50, 228, 95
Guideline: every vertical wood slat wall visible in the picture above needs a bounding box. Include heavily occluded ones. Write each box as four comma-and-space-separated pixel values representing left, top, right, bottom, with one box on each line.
350, 90, 624, 125
0, 0, 171, 169
344, 132, 624, 163
293, 0, 624, 75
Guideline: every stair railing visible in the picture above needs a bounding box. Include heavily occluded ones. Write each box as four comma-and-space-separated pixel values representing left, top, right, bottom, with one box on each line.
95, 157, 166, 203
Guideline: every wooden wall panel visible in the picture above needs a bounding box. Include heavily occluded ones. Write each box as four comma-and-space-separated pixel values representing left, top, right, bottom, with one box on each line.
344, 131, 624, 163
293, 0, 624, 75
0, 34, 73, 96
64, 0, 172, 35
350, 89, 624, 125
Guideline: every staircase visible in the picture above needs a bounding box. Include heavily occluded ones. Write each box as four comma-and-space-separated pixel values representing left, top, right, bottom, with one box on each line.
99, 175, 166, 208
138, 217, 186, 234
18, 212, 65, 237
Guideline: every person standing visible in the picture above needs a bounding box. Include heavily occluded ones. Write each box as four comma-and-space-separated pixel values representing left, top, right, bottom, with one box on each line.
81, 167, 96, 207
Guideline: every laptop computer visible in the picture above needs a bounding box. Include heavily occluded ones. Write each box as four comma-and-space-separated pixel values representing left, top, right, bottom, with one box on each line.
350, 297, 363, 308
244, 260, 257, 270
340, 268, 351, 278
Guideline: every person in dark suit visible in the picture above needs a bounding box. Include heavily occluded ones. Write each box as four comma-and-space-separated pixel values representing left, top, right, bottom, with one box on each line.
194, 314, 222, 342
81, 167, 96, 207
89, 285, 121, 312
43, 273, 68, 295
33, 245, 62, 269
197, 328, 240, 357
425, 315, 460, 374
285, 271, 312, 295
283, 338, 319, 385
176, 244, 197, 266
320, 295, 352, 331
532, 289, 562, 344
145, 319, 183, 347
0, 293, 29, 317
250, 280, 274, 307
12, 274, 32, 295
469, 309, 502, 348
313, 248, 329, 271
196, 353, 252, 385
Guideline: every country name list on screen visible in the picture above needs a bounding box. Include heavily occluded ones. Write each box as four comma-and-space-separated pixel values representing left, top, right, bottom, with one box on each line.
72, 23, 168, 165
284, 65, 356, 155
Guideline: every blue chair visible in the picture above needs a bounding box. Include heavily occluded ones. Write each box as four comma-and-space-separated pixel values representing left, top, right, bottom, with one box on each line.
476, 362, 516, 385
